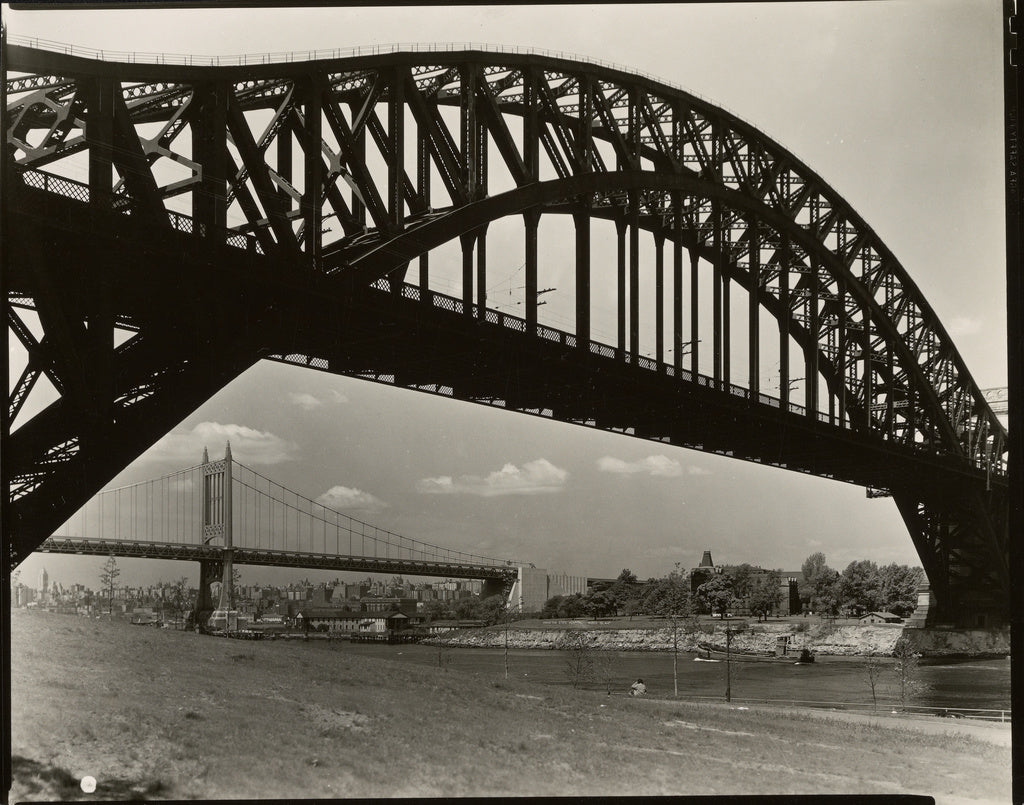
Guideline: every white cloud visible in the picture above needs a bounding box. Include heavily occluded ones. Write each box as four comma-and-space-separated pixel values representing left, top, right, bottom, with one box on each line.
417, 458, 568, 496
316, 485, 386, 512
288, 392, 323, 410
141, 421, 298, 465
687, 466, 713, 476
597, 455, 683, 477
287, 390, 349, 410
947, 316, 982, 337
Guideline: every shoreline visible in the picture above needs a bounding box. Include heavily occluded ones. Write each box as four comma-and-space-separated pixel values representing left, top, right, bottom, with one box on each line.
425, 619, 1011, 659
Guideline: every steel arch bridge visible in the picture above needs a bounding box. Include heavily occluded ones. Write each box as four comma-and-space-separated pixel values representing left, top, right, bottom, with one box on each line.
3, 42, 1008, 626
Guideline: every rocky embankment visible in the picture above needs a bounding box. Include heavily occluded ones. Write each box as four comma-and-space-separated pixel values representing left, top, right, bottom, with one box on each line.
426, 621, 1010, 658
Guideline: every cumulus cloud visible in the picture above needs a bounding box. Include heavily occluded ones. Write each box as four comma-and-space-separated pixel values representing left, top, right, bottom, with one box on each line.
316, 485, 386, 512
417, 458, 568, 496
288, 389, 349, 409
288, 392, 323, 410
141, 421, 298, 465
597, 455, 684, 477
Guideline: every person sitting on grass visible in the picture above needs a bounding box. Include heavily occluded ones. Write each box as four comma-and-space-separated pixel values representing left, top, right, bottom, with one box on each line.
629, 678, 647, 697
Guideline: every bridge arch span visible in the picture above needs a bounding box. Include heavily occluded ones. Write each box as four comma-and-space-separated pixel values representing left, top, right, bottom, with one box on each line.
4, 44, 1008, 624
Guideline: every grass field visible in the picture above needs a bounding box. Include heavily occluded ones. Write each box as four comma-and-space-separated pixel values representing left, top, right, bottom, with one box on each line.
9, 609, 1010, 802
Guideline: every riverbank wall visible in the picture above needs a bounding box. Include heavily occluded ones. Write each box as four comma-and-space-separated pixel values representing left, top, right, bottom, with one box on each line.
901, 626, 1011, 658
426, 620, 1010, 658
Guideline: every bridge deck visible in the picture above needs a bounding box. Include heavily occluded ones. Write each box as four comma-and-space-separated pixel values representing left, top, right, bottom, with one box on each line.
37, 538, 518, 580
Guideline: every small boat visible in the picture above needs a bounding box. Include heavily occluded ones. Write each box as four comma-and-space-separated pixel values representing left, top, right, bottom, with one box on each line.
694, 655, 721, 663
697, 641, 811, 664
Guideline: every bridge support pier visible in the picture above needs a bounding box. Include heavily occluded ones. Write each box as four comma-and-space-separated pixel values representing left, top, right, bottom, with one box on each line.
194, 559, 222, 628
895, 489, 1009, 629
481, 576, 508, 601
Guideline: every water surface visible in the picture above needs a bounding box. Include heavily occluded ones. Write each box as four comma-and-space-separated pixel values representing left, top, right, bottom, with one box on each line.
314, 641, 1011, 713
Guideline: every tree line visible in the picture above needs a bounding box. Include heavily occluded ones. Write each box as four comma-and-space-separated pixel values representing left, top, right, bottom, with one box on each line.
796, 552, 923, 618
537, 552, 923, 622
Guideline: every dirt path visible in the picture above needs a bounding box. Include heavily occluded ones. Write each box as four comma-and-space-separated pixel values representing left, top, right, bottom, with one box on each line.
736, 703, 1011, 747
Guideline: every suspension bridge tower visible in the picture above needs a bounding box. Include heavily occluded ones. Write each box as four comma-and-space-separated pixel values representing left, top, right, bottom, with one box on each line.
196, 443, 236, 630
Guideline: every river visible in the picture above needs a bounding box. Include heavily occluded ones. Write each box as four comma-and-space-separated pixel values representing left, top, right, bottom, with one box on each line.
322, 641, 1011, 713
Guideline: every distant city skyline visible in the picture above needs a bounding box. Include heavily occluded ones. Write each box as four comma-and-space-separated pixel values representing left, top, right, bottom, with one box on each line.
5, 2, 1005, 591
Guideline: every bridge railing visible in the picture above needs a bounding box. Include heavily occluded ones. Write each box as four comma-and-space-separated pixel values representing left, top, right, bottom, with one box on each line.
3, 35, 723, 114
14, 164, 1006, 478
5, 36, 805, 155
14, 166, 265, 255
687, 695, 1010, 723
377, 275, 851, 428
378, 277, 1008, 476
385, 279, 864, 428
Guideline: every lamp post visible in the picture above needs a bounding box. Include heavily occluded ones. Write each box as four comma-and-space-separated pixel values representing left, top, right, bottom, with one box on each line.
725, 624, 732, 702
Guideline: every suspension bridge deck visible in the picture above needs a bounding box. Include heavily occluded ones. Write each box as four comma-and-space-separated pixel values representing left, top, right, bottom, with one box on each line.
36, 536, 518, 580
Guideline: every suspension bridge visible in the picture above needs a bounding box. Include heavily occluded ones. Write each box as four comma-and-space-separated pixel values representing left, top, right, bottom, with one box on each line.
38, 443, 524, 620
3, 38, 1008, 627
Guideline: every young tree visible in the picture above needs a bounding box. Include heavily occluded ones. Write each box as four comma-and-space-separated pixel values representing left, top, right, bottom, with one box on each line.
562, 631, 594, 689
485, 596, 520, 680
892, 636, 925, 711
593, 649, 620, 696
435, 638, 454, 670
646, 567, 692, 697
99, 555, 120, 615
166, 577, 194, 625
864, 652, 886, 711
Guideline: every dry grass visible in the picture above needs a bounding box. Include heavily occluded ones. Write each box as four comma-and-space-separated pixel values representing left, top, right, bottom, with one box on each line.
10, 609, 1010, 802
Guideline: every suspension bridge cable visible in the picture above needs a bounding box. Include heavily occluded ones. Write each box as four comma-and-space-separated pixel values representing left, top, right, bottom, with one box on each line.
232, 463, 516, 563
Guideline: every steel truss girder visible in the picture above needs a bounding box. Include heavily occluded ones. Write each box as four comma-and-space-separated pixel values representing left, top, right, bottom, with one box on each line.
34, 537, 515, 581
5, 47, 1000, 465
4, 45, 1007, 622
330, 170, 973, 455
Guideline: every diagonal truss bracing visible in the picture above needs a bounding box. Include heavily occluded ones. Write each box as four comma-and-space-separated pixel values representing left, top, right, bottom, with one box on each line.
4, 44, 1008, 624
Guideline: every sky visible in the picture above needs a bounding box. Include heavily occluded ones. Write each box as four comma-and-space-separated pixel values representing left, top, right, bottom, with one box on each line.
5, 1, 1009, 593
